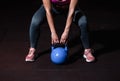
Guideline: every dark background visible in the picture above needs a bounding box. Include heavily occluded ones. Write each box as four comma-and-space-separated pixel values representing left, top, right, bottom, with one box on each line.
0, 0, 120, 81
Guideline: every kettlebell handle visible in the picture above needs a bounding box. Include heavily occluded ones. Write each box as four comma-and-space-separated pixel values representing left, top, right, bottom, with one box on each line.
64, 45, 68, 51
51, 44, 68, 51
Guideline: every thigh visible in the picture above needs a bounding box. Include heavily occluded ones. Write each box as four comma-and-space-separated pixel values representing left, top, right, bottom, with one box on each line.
31, 5, 46, 24
73, 9, 87, 25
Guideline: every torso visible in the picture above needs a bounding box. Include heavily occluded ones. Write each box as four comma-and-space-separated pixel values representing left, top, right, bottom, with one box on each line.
51, 0, 70, 6
51, 0, 71, 10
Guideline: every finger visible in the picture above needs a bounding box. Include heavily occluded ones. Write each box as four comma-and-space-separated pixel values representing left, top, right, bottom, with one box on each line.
52, 39, 59, 45
55, 39, 59, 43
51, 39, 54, 45
60, 39, 66, 44
65, 40, 68, 45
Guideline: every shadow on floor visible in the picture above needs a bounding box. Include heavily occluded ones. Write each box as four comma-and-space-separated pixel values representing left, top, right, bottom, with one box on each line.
34, 30, 120, 64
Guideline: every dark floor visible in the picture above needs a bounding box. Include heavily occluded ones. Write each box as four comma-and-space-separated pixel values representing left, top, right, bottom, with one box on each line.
0, 0, 120, 81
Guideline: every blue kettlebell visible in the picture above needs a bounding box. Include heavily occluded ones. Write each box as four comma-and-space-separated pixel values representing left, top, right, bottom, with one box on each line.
50, 45, 68, 64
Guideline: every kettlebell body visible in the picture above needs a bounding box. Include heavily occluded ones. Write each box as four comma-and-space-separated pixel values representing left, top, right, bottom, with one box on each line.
51, 45, 68, 64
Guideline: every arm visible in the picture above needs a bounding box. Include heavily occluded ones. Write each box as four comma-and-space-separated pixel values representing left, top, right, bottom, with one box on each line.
60, 0, 78, 43
65, 0, 78, 32
42, 0, 59, 44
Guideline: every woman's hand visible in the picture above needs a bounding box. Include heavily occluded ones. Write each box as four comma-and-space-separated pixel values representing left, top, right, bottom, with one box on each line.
51, 33, 59, 44
60, 31, 69, 44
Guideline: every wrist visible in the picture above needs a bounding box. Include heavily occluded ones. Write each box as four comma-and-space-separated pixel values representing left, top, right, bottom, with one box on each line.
51, 31, 57, 35
64, 28, 70, 33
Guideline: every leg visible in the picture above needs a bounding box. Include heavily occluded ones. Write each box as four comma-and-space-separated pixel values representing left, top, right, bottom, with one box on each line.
73, 10, 95, 62
30, 5, 46, 49
25, 5, 46, 62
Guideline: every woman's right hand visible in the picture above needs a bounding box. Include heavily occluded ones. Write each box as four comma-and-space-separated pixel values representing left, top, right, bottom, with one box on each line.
51, 33, 59, 44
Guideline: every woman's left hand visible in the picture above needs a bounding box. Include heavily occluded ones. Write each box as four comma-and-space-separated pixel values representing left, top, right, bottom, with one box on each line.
60, 31, 69, 44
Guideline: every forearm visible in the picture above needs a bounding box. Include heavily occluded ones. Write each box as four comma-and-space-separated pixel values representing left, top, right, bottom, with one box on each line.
46, 12, 56, 34
64, 11, 73, 33
64, 0, 78, 33
42, 0, 56, 34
